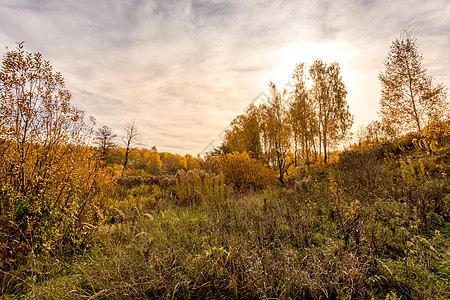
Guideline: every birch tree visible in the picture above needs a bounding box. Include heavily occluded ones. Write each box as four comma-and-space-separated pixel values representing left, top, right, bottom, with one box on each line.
261, 82, 290, 183
288, 63, 316, 169
223, 104, 263, 159
379, 30, 448, 151
310, 60, 353, 163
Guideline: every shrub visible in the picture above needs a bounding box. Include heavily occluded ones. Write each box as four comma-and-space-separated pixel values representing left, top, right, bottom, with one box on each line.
334, 149, 384, 196
207, 152, 276, 192
423, 120, 450, 148
0, 148, 114, 270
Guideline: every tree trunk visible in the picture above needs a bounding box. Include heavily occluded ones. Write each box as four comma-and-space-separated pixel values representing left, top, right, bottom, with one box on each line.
121, 146, 130, 178
294, 133, 298, 167
323, 130, 327, 164
405, 57, 431, 153
277, 150, 285, 184
304, 134, 310, 168
278, 161, 284, 184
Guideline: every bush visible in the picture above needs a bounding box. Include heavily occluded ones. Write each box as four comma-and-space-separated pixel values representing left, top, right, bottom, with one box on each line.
0, 150, 114, 270
206, 152, 276, 192
332, 148, 386, 200
423, 120, 450, 148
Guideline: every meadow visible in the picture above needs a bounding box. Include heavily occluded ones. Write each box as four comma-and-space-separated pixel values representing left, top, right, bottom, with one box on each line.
2, 136, 449, 299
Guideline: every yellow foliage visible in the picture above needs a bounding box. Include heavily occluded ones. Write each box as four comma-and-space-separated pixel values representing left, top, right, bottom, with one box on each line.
423, 120, 450, 147
385, 291, 400, 300
211, 152, 276, 191
0, 42, 115, 269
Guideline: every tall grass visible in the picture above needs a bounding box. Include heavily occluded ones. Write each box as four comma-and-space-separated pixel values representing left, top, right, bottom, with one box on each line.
2, 145, 450, 299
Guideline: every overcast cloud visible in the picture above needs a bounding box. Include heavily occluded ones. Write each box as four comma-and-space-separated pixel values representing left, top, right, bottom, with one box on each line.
0, 0, 449, 154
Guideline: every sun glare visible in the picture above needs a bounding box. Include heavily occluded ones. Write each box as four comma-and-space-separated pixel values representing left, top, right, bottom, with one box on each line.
268, 41, 352, 89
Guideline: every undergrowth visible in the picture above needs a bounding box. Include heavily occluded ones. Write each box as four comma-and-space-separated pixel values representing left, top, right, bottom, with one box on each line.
1, 145, 449, 299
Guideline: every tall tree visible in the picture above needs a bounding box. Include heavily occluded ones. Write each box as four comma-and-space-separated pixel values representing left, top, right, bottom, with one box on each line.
310, 60, 353, 163
288, 63, 316, 169
0, 42, 91, 194
0, 43, 113, 260
223, 104, 263, 159
261, 82, 290, 183
121, 121, 140, 178
94, 125, 117, 162
379, 30, 448, 151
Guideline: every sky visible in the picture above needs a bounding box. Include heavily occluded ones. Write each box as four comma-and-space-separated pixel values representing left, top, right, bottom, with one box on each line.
0, 0, 449, 155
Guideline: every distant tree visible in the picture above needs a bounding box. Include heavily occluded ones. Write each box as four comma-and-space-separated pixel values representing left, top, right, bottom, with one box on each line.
379, 30, 448, 151
94, 125, 117, 162
148, 149, 163, 174
206, 144, 233, 158
121, 121, 140, 178
364, 120, 383, 145
130, 148, 162, 175
354, 125, 367, 150
185, 153, 201, 170
161, 152, 187, 174
310, 60, 353, 163
223, 115, 246, 153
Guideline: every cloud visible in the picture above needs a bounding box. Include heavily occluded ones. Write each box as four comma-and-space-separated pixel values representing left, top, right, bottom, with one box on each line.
0, 0, 448, 154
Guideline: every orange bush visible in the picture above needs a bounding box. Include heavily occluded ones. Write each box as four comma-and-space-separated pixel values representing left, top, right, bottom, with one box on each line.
210, 152, 276, 191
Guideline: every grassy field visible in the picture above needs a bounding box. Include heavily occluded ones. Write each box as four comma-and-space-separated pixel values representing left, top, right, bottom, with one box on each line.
2, 143, 450, 299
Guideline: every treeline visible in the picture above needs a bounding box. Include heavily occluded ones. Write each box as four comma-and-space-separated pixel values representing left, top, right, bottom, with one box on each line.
214, 60, 353, 183
213, 30, 449, 184
93, 121, 203, 178
95, 130, 202, 177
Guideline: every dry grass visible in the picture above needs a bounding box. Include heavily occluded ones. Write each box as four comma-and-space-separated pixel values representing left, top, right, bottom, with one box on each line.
2, 144, 450, 299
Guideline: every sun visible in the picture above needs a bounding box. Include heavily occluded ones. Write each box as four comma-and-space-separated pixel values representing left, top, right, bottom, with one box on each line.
268, 41, 351, 89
